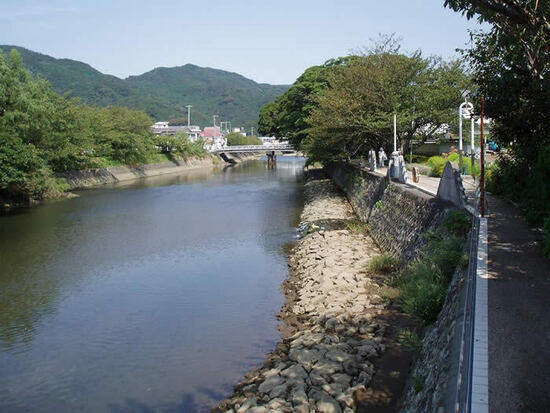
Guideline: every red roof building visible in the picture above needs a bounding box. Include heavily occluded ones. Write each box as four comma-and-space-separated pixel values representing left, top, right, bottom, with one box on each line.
201, 126, 221, 138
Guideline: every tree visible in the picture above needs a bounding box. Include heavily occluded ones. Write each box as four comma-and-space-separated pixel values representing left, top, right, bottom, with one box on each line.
444, 0, 550, 79
445, 0, 550, 229
226, 132, 262, 146
258, 57, 354, 149
0, 48, 157, 202
304, 52, 470, 163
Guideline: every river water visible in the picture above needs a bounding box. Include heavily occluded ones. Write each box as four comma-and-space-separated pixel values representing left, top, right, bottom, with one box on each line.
0, 157, 305, 412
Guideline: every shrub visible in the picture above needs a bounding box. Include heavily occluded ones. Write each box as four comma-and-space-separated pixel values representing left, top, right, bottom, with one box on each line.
410, 155, 430, 164
428, 156, 446, 177
413, 374, 427, 393
522, 146, 550, 225
427, 153, 480, 177
444, 211, 470, 237
368, 253, 399, 274
397, 329, 423, 355
398, 229, 466, 324
399, 262, 447, 323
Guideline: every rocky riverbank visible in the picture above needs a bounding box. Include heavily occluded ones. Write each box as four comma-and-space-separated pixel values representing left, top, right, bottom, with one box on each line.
215, 170, 402, 413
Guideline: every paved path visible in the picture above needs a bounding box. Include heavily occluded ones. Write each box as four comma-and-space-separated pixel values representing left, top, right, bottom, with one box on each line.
366, 165, 550, 411
486, 195, 550, 412
374, 166, 477, 201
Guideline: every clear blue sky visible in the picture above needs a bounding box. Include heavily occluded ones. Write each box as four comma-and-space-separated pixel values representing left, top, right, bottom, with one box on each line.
0, 0, 486, 85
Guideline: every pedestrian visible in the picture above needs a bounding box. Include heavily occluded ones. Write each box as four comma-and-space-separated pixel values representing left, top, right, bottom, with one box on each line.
378, 147, 387, 167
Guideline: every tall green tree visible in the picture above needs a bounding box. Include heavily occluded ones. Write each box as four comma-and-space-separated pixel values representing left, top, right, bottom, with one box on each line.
0, 49, 158, 203
444, 0, 550, 79
258, 57, 354, 148
445, 0, 550, 226
304, 52, 470, 163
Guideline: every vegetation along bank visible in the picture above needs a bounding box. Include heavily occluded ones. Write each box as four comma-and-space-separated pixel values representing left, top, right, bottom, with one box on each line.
0, 49, 211, 208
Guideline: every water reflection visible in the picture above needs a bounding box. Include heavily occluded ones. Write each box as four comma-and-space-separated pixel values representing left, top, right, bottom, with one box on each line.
0, 157, 305, 412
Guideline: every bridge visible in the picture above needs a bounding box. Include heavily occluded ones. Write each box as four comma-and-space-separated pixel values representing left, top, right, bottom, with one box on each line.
212, 143, 296, 164
212, 143, 295, 154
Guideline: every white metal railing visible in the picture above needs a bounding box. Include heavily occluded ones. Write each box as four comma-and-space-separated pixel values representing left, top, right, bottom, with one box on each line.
212, 143, 295, 153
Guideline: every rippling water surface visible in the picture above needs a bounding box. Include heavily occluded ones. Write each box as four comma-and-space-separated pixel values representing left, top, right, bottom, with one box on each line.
0, 157, 305, 412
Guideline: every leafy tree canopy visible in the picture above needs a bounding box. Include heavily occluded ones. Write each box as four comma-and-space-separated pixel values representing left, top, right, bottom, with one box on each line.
303, 49, 471, 163
258, 57, 355, 148
444, 0, 550, 79
0, 49, 206, 204
226, 132, 262, 146
445, 0, 550, 229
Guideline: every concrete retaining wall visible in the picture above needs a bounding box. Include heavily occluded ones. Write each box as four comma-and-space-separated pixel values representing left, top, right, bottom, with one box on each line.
326, 163, 452, 261
325, 162, 472, 412
58, 157, 218, 190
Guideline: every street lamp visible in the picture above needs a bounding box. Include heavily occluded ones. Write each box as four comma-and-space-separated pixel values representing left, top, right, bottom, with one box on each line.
459, 90, 474, 174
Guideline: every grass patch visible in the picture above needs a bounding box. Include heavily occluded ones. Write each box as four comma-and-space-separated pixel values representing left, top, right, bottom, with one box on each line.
368, 253, 399, 274
395, 211, 468, 324
375, 200, 387, 212
378, 285, 401, 303
397, 329, 423, 355
344, 219, 368, 234
444, 210, 470, 237
544, 217, 550, 258
413, 374, 427, 393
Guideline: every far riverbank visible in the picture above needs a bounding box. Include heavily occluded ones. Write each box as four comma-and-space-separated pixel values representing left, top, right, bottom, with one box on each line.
1, 154, 265, 211
59, 153, 264, 190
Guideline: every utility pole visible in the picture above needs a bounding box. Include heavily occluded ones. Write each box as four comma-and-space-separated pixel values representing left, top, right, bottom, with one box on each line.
410, 91, 416, 163
251, 127, 254, 136
186, 105, 192, 127
213, 115, 218, 127
393, 114, 397, 152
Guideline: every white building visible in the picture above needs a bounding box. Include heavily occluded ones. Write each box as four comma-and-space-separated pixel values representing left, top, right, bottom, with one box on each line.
150, 122, 201, 142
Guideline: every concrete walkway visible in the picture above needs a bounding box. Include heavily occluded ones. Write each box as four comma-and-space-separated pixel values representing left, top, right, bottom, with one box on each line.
374, 166, 477, 200
486, 195, 550, 412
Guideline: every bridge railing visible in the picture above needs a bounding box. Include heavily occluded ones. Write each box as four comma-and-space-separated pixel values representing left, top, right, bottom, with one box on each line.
212, 144, 295, 153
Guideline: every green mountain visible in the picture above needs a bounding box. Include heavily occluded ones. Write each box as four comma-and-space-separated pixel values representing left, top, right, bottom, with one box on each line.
0, 45, 289, 128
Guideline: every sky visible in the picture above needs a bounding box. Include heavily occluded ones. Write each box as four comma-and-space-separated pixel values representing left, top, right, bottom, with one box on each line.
0, 0, 487, 85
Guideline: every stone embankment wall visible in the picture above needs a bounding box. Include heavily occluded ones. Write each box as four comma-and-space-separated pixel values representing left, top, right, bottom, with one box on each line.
58, 157, 219, 190
327, 163, 450, 261
215, 172, 396, 413
326, 163, 470, 413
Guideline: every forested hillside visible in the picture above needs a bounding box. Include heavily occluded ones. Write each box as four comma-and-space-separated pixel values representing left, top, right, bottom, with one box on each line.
0, 45, 289, 128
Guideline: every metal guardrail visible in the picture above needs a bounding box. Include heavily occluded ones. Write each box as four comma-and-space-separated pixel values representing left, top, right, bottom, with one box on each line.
455, 182, 481, 412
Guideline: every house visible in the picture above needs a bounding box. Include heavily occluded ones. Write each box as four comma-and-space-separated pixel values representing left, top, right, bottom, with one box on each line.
150, 122, 201, 142
151, 122, 169, 132
201, 126, 226, 151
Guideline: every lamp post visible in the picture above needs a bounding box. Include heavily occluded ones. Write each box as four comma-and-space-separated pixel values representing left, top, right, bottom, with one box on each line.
470, 116, 476, 177
459, 91, 474, 174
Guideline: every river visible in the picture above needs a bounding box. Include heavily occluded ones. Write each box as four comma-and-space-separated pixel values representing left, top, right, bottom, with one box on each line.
0, 157, 305, 412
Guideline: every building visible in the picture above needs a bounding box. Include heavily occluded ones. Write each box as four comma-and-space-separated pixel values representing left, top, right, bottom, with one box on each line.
150, 122, 202, 142
201, 126, 226, 151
